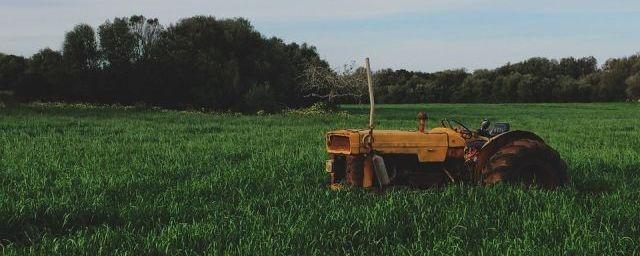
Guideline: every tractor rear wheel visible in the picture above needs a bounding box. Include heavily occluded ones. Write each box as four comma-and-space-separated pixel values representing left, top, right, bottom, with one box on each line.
481, 139, 568, 189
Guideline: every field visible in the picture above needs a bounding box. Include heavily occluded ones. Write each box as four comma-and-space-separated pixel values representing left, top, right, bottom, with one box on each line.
1, 103, 639, 255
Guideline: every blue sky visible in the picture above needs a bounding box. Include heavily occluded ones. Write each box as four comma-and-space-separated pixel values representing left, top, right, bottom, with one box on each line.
1, 0, 640, 71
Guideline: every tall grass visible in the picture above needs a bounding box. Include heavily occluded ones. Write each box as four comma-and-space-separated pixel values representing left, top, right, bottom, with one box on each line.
0, 103, 639, 255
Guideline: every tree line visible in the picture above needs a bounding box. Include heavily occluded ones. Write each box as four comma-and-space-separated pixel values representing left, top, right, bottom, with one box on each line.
371, 55, 640, 104
1, 15, 639, 112
0, 15, 327, 112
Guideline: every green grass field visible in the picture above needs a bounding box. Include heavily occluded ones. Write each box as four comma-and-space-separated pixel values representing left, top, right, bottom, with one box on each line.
1, 103, 639, 255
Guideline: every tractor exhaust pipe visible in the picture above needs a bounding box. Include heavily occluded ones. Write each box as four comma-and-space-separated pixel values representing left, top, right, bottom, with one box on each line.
365, 58, 375, 129
417, 112, 428, 133
363, 58, 378, 189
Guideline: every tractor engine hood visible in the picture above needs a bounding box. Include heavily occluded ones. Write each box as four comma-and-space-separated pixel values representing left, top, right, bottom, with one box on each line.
325, 128, 465, 162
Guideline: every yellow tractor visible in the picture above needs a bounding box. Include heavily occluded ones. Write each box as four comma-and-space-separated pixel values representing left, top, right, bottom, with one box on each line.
323, 59, 569, 189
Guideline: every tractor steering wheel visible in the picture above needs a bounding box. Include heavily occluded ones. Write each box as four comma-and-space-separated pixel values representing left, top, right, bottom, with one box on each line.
451, 119, 473, 139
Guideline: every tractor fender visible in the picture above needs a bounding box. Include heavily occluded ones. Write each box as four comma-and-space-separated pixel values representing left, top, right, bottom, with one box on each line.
473, 130, 545, 180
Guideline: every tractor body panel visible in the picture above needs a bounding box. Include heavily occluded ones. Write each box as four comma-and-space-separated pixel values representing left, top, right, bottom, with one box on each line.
326, 128, 465, 162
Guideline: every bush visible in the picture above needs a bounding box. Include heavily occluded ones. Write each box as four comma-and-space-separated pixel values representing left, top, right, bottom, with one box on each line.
284, 102, 344, 116
0, 90, 16, 107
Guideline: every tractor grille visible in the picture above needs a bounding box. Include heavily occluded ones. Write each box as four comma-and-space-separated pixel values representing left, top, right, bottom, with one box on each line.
328, 135, 351, 151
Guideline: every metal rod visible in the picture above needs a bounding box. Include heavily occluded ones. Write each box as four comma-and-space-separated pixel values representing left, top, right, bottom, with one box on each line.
365, 58, 375, 129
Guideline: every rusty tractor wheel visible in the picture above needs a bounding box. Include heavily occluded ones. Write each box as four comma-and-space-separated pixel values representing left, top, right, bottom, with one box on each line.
481, 139, 569, 189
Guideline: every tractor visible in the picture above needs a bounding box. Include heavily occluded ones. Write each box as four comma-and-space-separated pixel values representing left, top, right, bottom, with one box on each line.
323, 59, 569, 189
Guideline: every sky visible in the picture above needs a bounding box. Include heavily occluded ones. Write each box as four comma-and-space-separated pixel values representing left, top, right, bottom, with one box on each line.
1, 0, 640, 72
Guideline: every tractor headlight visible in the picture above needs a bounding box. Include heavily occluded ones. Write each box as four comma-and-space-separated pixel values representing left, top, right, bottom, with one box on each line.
327, 135, 351, 151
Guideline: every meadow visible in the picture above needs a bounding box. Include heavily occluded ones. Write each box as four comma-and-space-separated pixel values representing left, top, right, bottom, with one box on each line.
0, 103, 639, 255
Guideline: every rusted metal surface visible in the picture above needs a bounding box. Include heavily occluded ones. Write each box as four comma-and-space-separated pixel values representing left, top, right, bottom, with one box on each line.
473, 130, 544, 180
480, 138, 569, 189
362, 156, 374, 188
345, 156, 363, 186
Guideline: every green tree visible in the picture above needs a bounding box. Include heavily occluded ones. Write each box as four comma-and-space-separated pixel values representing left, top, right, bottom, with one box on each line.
625, 73, 640, 101
499, 73, 522, 102
510, 57, 559, 78
63, 24, 99, 71
62, 24, 99, 101
516, 74, 536, 102
0, 54, 27, 91
417, 69, 467, 103
15, 48, 66, 101
598, 55, 640, 101
99, 18, 137, 68
559, 57, 598, 79
467, 69, 494, 102
98, 17, 140, 103
553, 76, 585, 102
154, 16, 263, 109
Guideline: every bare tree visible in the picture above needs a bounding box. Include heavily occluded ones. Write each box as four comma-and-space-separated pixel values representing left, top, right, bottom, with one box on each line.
128, 15, 164, 60
301, 61, 368, 105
